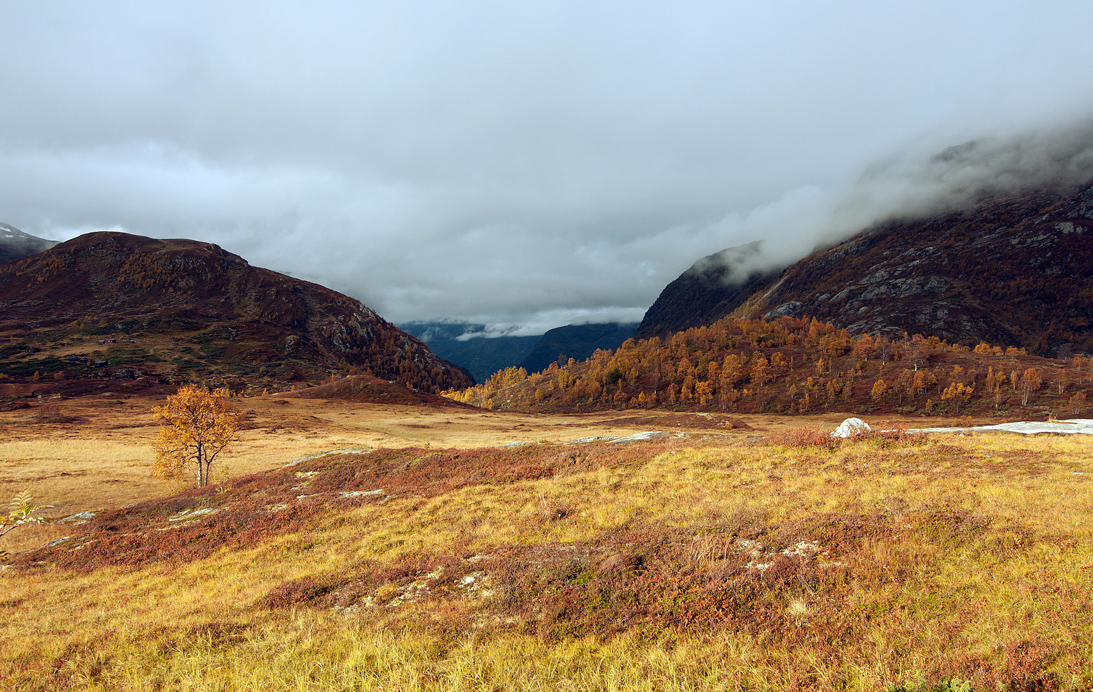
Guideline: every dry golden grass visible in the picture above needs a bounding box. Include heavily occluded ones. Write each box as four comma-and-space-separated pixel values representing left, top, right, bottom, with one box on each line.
2, 395, 1090, 690
0, 393, 757, 556
0, 394, 783, 522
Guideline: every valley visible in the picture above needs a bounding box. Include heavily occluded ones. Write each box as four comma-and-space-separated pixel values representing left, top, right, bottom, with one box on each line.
0, 390, 835, 552
3, 180, 1093, 689
5, 5, 1093, 687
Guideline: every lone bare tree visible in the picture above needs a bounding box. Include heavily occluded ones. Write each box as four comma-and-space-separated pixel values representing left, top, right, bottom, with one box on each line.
153, 384, 240, 487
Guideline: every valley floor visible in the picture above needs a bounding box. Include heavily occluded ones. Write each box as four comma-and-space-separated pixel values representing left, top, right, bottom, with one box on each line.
2, 394, 1091, 691
0, 394, 861, 552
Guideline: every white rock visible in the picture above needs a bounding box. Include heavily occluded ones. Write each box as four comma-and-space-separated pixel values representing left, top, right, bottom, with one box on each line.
832, 417, 871, 438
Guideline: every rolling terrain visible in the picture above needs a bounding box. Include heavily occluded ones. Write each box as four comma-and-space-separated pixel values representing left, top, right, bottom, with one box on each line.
3, 157, 1093, 691
2, 230, 1091, 688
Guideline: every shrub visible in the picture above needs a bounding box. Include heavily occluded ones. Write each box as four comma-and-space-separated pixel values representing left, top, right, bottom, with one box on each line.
770, 427, 840, 449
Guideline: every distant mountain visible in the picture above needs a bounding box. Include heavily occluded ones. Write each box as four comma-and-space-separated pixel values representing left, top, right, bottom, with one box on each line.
0, 223, 57, 263
637, 181, 1093, 356
0, 232, 473, 394
518, 322, 639, 374
402, 321, 641, 381
399, 322, 540, 383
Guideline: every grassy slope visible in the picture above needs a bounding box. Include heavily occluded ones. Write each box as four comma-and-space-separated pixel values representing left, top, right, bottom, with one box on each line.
3, 431, 1093, 691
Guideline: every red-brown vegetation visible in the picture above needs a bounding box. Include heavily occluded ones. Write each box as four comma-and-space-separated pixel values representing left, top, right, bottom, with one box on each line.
11, 440, 675, 572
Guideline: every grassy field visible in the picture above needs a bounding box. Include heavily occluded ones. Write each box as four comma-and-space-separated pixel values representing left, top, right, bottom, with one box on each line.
2, 394, 1091, 690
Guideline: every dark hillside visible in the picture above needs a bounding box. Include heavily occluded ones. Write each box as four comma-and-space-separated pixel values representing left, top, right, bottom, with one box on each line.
742, 184, 1093, 355
635, 248, 780, 341
518, 322, 639, 374
638, 183, 1093, 356
446, 314, 1092, 419
400, 321, 539, 383
0, 232, 472, 393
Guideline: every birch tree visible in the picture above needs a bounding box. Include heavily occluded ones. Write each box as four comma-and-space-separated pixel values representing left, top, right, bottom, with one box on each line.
153, 384, 240, 487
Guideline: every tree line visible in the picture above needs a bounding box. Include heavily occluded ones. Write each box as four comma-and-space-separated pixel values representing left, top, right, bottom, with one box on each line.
443, 315, 1091, 417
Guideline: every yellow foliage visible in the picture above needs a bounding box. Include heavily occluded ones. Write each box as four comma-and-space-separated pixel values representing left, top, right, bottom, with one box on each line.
941, 381, 974, 413
1019, 367, 1042, 406
152, 384, 240, 488
870, 379, 888, 402
0, 491, 51, 538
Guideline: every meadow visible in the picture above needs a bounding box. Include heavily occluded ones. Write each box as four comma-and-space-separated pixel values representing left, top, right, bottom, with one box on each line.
1, 393, 1091, 690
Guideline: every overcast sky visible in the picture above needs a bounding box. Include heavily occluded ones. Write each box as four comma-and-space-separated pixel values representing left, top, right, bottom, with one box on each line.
3, 1, 1093, 335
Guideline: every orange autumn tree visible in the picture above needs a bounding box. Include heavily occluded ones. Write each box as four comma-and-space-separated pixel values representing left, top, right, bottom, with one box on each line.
153, 384, 240, 487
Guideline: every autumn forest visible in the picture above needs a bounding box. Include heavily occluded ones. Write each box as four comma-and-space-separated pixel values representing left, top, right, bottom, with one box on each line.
444, 315, 1089, 418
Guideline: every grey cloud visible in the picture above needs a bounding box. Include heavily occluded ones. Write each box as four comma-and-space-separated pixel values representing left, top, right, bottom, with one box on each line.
3, 1, 1093, 332
803, 118, 1093, 257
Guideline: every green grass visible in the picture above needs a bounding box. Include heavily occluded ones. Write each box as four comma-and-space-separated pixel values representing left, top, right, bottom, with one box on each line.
3, 431, 1093, 690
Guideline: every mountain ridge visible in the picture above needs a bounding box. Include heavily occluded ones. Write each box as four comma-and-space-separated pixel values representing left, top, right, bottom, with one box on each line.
399, 321, 540, 383
634, 242, 781, 341
402, 320, 640, 382
517, 322, 639, 374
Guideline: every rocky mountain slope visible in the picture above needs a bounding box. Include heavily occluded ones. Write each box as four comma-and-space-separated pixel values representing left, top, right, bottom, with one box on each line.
0, 223, 57, 263
634, 242, 778, 341
0, 232, 473, 393
638, 182, 1093, 356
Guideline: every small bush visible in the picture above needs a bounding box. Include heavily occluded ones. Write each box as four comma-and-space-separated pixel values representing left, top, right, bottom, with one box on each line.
770, 427, 840, 449
35, 398, 63, 422
859, 425, 928, 447
258, 575, 344, 609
